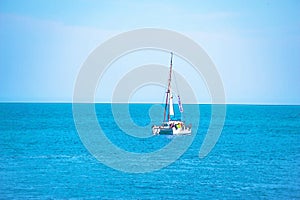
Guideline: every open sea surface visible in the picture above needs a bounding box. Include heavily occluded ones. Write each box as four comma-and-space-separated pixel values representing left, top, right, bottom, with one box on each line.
0, 103, 299, 199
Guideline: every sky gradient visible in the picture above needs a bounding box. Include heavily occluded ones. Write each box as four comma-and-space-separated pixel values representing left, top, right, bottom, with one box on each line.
0, 0, 299, 104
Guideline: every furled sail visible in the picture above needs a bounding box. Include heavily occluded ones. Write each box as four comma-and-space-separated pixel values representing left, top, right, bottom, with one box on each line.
178, 95, 184, 113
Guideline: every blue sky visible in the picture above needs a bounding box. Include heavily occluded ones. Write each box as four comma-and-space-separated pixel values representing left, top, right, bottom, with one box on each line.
0, 0, 299, 104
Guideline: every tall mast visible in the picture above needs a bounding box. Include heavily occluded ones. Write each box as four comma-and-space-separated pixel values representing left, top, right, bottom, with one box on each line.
163, 52, 173, 122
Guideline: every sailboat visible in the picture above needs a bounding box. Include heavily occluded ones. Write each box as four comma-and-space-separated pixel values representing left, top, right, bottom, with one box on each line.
152, 52, 192, 135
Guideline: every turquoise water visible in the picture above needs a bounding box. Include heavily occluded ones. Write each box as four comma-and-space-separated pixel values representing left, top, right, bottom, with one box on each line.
0, 103, 299, 199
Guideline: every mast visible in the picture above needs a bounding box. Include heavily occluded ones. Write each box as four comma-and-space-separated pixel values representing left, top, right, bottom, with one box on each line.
163, 52, 173, 122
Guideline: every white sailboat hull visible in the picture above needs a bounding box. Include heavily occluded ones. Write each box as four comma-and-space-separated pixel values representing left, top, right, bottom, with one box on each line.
172, 127, 192, 135
152, 121, 192, 135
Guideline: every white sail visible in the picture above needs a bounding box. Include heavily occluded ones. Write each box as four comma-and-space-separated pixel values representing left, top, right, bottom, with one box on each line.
169, 93, 174, 116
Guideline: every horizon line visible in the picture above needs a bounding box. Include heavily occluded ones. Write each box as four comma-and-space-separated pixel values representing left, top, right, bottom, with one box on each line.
0, 101, 299, 106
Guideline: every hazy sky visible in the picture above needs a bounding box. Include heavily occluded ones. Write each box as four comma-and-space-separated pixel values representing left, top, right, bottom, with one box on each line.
0, 0, 299, 104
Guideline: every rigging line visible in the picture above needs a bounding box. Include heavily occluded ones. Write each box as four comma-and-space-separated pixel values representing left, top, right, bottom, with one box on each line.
171, 57, 185, 119
172, 62, 180, 97
173, 72, 179, 96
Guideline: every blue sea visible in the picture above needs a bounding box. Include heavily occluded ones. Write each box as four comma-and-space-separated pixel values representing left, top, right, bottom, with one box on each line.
0, 103, 299, 199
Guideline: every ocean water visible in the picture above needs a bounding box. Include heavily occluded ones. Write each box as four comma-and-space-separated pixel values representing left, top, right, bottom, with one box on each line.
0, 103, 299, 199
